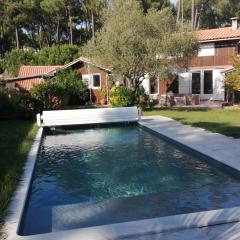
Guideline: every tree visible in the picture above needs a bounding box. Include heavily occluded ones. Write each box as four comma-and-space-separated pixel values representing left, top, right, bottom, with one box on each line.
84, 0, 198, 94
36, 44, 80, 65
2, 44, 80, 76
2, 48, 36, 76
40, 0, 66, 44
226, 57, 240, 104
139, 0, 173, 12
4, 1, 28, 49
81, 0, 108, 41
181, 0, 240, 29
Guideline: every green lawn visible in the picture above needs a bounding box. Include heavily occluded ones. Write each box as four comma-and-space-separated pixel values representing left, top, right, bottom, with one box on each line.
143, 109, 240, 138
0, 121, 38, 222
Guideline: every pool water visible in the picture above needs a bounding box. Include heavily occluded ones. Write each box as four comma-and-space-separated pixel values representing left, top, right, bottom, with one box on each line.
20, 125, 240, 235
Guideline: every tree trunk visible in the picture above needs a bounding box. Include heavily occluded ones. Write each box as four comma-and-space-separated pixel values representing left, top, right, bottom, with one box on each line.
56, 18, 60, 44
177, 0, 180, 22
68, 7, 73, 45
181, 0, 184, 25
91, 10, 95, 42
15, 27, 19, 49
195, 8, 199, 30
191, 0, 195, 30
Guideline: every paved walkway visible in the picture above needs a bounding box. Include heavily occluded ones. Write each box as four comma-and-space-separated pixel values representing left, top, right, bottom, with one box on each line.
133, 116, 240, 240
127, 222, 240, 240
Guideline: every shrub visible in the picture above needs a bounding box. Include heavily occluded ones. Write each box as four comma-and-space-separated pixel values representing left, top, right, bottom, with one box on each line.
31, 81, 68, 110
31, 70, 89, 110
0, 89, 34, 120
109, 86, 134, 107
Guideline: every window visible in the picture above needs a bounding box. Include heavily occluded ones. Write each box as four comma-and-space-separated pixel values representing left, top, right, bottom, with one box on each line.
204, 70, 213, 94
192, 72, 201, 94
150, 77, 158, 94
198, 43, 215, 57
92, 74, 101, 88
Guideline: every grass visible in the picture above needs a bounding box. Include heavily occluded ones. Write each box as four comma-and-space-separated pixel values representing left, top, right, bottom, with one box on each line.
143, 108, 240, 138
0, 121, 38, 223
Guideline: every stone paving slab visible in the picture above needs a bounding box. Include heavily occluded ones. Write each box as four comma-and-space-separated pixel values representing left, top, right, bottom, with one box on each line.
126, 222, 240, 240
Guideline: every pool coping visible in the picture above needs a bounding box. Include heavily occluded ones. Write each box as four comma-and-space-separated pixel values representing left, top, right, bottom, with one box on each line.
4, 116, 240, 240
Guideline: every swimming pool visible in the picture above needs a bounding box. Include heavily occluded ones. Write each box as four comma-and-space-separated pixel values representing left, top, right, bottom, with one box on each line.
19, 124, 240, 236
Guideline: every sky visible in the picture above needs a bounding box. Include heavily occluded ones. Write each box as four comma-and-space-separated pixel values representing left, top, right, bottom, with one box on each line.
170, 0, 177, 5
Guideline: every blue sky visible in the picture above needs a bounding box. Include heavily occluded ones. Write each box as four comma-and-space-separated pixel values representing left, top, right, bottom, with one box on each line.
170, 0, 177, 5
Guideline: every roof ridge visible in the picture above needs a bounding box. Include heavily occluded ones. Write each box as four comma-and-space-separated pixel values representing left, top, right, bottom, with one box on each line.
20, 65, 63, 67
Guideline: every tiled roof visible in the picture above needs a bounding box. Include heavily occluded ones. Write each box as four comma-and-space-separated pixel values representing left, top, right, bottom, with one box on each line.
16, 65, 62, 90
63, 57, 112, 72
195, 27, 240, 42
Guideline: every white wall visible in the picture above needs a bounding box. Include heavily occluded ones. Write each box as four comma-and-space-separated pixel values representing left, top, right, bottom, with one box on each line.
198, 43, 215, 57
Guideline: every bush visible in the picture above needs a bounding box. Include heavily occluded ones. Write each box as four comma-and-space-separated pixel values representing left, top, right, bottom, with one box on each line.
31, 81, 67, 110
109, 86, 134, 107
0, 89, 35, 120
31, 70, 89, 110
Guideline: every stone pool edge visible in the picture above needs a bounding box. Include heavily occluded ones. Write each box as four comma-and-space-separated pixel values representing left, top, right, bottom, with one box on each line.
4, 117, 240, 240
3, 127, 43, 240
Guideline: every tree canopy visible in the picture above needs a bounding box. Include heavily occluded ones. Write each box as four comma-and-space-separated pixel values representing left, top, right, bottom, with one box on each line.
0, 0, 239, 59
177, 0, 240, 30
226, 57, 240, 103
1, 44, 80, 76
0, 0, 108, 57
84, 0, 198, 91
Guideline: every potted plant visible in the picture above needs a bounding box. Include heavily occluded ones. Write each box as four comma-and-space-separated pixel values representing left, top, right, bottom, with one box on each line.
100, 87, 107, 105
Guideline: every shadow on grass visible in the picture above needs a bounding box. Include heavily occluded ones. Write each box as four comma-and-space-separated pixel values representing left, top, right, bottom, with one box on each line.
150, 108, 208, 112
0, 120, 36, 222
177, 121, 240, 138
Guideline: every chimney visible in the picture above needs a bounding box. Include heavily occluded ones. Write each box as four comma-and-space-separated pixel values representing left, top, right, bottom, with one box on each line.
231, 17, 239, 30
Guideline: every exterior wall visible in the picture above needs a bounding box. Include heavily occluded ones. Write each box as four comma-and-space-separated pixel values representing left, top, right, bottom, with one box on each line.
190, 40, 238, 68
175, 39, 237, 101
178, 69, 225, 101
78, 64, 108, 104
158, 81, 174, 95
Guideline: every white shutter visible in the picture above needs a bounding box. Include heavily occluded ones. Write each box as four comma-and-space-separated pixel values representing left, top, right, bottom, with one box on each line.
178, 73, 191, 94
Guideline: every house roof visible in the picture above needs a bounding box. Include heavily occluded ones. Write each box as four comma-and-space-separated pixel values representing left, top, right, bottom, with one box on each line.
195, 27, 240, 42
18, 65, 62, 78
15, 65, 62, 90
4, 57, 111, 90
63, 57, 112, 73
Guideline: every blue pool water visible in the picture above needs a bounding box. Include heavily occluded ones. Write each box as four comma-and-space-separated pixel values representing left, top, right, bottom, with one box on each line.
20, 125, 240, 235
